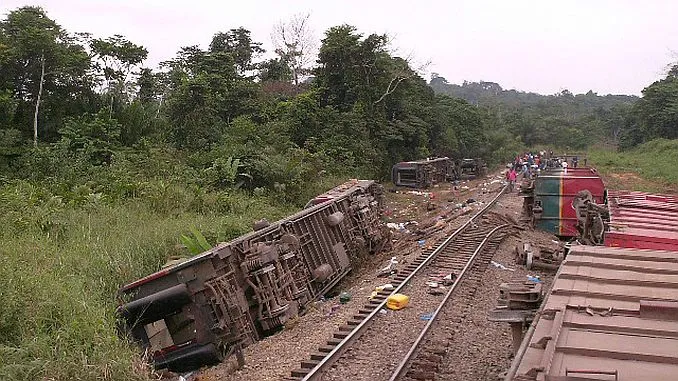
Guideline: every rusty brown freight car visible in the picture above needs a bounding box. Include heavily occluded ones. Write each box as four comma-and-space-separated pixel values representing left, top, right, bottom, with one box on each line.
117, 180, 388, 372
506, 245, 678, 381
391, 157, 455, 188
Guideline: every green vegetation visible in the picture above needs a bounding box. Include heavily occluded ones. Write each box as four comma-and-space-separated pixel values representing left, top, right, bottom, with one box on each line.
0, 4, 676, 381
589, 139, 678, 192
620, 66, 678, 148
430, 77, 637, 149
0, 152, 300, 380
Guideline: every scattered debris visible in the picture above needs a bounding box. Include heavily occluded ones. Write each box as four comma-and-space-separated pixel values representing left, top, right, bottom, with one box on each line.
428, 272, 457, 287
515, 241, 564, 270
442, 273, 457, 286
527, 275, 542, 283
407, 190, 434, 197
369, 284, 394, 300
375, 283, 394, 292
378, 256, 398, 277
339, 292, 352, 304
420, 313, 434, 321
386, 293, 410, 310
491, 260, 515, 271
326, 304, 341, 317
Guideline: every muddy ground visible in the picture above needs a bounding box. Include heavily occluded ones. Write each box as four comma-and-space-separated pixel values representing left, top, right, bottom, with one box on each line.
161, 172, 560, 381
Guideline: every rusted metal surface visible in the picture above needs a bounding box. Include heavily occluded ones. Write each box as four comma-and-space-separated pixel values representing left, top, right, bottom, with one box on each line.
457, 158, 488, 179
604, 190, 678, 250
391, 157, 487, 188
391, 157, 456, 188
507, 244, 678, 381
117, 180, 389, 372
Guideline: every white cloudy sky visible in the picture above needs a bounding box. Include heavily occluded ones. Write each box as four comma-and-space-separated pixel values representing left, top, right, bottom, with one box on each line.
2, 0, 677, 95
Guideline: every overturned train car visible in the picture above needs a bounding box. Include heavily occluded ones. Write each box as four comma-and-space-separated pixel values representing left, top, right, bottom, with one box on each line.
391, 157, 487, 188
523, 167, 606, 238
117, 180, 388, 372
391, 157, 455, 188
457, 158, 488, 179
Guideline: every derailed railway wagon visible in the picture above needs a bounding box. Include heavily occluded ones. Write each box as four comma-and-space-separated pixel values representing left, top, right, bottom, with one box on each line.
526, 167, 606, 238
506, 190, 678, 381
391, 157, 488, 188
603, 190, 678, 249
117, 180, 389, 372
391, 157, 455, 188
457, 158, 488, 179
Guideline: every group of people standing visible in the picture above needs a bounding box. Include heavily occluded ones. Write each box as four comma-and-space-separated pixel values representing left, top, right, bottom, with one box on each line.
507, 151, 548, 185
505, 150, 587, 192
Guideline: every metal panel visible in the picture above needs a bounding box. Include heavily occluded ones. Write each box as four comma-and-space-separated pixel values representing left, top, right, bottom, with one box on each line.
533, 167, 605, 237
391, 157, 455, 188
605, 190, 678, 250
510, 245, 678, 381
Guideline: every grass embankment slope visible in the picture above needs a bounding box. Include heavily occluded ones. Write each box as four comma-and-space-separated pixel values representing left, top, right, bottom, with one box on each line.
0, 152, 346, 381
588, 138, 678, 193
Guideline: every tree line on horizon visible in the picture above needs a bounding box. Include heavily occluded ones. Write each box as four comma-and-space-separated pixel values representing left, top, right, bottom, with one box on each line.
430, 69, 678, 150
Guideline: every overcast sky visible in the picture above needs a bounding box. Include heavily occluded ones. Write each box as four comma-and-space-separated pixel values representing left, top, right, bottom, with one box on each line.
2, 0, 677, 95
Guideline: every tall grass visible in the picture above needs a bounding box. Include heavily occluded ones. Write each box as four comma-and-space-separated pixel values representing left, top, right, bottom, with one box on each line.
0, 141, 361, 380
0, 182, 300, 380
588, 138, 678, 192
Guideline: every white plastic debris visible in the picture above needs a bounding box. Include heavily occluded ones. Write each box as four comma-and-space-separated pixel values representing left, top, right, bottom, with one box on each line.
491, 260, 515, 271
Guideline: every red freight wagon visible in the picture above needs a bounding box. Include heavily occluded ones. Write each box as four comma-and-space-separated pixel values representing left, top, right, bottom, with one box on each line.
605, 190, 678, 250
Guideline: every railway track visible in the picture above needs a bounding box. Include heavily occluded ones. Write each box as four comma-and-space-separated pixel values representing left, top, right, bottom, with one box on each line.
286, 187, 516, 381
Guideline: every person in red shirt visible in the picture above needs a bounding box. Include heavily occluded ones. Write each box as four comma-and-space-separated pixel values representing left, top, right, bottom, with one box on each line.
508, 168, 517, 192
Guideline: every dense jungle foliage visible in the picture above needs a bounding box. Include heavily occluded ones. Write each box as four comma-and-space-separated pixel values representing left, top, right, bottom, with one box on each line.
0, 5, 676, 381
431, 65, 678, 149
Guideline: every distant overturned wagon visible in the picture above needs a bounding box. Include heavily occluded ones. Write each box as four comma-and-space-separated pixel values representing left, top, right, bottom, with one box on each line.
391, 157, 487, 188
391, 157, 454, 188
117, 180, 389, 372
457, 158, 488, 179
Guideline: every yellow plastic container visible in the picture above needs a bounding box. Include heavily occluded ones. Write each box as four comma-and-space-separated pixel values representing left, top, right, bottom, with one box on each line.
386, 293, 410, 310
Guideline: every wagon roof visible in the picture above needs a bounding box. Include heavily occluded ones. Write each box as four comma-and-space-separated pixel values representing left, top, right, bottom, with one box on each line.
512, 244, 678, 380
605, 190, 678, 249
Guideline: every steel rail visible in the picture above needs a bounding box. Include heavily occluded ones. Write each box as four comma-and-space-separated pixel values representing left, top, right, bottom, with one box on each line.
388, 223, 510, 381
300, 186, 507, 381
